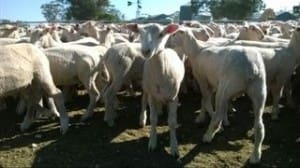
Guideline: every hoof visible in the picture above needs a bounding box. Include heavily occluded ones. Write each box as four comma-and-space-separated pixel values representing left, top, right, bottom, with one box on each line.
195, 112, 206, 124
107, 120, 115, 127
202, 133, 213, 143
223, 120, 230, 127
148, 144, 156, 152
60, 126, 68, 135
172, 152, 180, 159
139, 117, 147, 127
249, 153, 261, 164
148, 138, 157, 152
80, 114, 91, 122
20, 123, 30, 132
271, 114, 279, 120
139, 121, 146, 128
60, 118, 69, 135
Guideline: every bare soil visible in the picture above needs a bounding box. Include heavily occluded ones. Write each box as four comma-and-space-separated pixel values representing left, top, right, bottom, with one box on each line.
0, 91, 299, 168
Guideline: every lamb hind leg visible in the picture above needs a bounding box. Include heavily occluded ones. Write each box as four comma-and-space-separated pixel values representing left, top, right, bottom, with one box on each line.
194, 78, 214, 124
42, 82, 69, 134
80, 74, 100, 121
20, 101, 36, 132
203, 79, 241, 143
247, 80, 266, 164
270, 83, 284, 120
36, 63, 69, 134
283, 80, 295, 109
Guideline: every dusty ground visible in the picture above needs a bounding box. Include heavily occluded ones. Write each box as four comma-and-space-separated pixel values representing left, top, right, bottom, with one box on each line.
0, 91, 299, 168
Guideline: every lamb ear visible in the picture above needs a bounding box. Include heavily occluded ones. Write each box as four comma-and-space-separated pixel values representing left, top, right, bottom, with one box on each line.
44, 27, 50, 33
126, 23, 139, 33
106, 26, 111, 32
163, 24, 179, 35
242, 26, 249, 31
249, 25, 256, 30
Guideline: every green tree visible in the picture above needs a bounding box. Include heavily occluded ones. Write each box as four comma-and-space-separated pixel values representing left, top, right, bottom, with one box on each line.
260, 8, 276, 21
65, 0, 113, 20
41, 0, 123, 21
190, 0, 210, 16
209, 0, 265, 20
103, 5, 123, 21
41, 0, 65, 21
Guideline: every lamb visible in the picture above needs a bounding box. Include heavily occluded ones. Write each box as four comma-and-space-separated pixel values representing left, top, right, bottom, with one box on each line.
237, 24, 290, 43
270, 21, 293, 39
166, 26, 210, 94
101, 42, 145, 126
43, 44, 107, 121
36, 27, 101, 48
194, 27, 300, 124
78, 21, 116, 48
225, 23, 239, 34
236, 24, 265, 41
58, 25, 82, 42
127, 23, 185, 157
0, 38, 22, 45
229, 27, 300, 120
230, 40, 288, 48
0, 25, 19, 38
0, 43, 69, 134
170, 26, 267, 163
207, 22, 226, 37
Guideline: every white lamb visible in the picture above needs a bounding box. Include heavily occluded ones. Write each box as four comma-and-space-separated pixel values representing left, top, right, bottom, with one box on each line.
101, 42, 145, 126
127, 23, 185, 157
231, 27, 300, 120
170, 26, 267, 163
0, 25, 19, 38
35, 27, 101, 48
195, 27, 300, 124
43, 44, 106, 121
0, 43, 69, 134
237, 24, 290, 43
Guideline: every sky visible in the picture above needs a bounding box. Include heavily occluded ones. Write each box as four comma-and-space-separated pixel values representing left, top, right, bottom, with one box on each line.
0, 0, 299, 21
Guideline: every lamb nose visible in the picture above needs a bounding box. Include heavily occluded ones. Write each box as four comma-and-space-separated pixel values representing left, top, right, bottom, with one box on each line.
142, 49, 151, 56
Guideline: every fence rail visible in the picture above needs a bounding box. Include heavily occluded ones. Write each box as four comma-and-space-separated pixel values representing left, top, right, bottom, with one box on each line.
0, 19, 299, 27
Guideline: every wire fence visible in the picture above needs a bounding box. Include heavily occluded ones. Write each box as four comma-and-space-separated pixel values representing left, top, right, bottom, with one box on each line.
0, 18, 299, 27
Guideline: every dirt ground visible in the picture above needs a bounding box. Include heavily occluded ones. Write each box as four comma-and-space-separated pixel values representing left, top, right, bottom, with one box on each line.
0, 91, 299, 168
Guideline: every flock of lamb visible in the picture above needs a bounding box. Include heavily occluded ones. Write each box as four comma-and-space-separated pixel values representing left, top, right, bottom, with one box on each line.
0, 19, 299, 164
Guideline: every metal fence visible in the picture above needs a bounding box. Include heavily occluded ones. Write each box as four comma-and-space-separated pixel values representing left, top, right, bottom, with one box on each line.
0, 18, 299, 27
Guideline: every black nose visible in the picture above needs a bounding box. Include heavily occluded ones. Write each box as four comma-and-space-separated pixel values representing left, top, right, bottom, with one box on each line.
297, 27, 300, 32
142, 49, 151, 56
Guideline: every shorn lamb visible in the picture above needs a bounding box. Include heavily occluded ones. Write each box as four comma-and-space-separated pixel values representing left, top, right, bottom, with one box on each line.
0, 43, 69, 134
101, 42, 145, 126
170, 26, 267, 163
229, 27, 300, 120
127, 23, 184, 157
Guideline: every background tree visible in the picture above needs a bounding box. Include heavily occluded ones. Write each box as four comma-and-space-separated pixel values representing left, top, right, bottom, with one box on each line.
98, 5, 123, 21
260, 8, 276, 21
41, 0, 122, 21
209, 0, 265, 20
64, 0, 121, 21
64, 0, 108, 20
190, 0, 211, 16
41, 0, 65, 21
